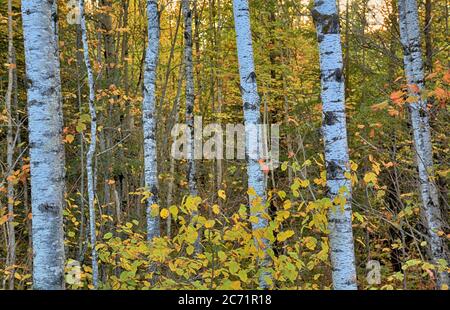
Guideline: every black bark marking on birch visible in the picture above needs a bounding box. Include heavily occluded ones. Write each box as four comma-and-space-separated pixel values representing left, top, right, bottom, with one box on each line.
326, 160, 342, 178
244, 101, 258, 111
334, 68, 343, 82
246, 71, 257, 83
419, 107, 427, 118
324, 111, 338, 126
184, 31, 191, 42
317, 34, 324, 43
150, 185, 158, 198
38, 203, 60, 216
26, 77, 33, 89
311, 10, 339, 35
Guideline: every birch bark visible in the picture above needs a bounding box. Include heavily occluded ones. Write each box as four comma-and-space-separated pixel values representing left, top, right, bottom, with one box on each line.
398, 0, 449, 288
79, 0, 99, 288
143, 0, 161, 241
311, 0, 358, 290
21, 0, 66, 290
182, 0, 201, 253
182, 0, 198, 198
233, 0, 271, 288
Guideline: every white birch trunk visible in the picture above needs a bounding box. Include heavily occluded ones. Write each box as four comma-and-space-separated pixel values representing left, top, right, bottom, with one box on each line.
233, 0, 271, 289
398, 0, 449, 288
311, 0, 358, 290
182, 0, 201, 253
182, 0, 198, 198
21, 0, 66, 290
79, 0, 99, 288
143, 0, 161, 241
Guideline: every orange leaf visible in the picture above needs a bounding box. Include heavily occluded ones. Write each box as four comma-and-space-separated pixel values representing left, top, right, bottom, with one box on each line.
443, 70, 450, 84
434, 87, 448, 100
408, 84, 420, 94
390, 90, 404, 105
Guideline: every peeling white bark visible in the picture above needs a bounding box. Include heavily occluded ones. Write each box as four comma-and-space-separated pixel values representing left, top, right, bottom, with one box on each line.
79, 0, 99, 289
21, 0, 66, 290
143, 0, 161, 241
312, 0, 358, 290
398, 0, 449, 288
233, 0, 271, 289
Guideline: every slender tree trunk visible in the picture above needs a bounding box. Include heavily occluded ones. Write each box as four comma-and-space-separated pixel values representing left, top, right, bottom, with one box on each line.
424, 0, 433, 73
80, 0, 99, 288
182, 0, 198, 198
233, 0, 271, 289
76, 25, 86, 262
21, 0, 66, 290
166, 64, 184, 237
344, 0, 350, 98
311, 0, 358, 290
5, 0, 16, 290
398, 0, 449, 288
143, 0, 161, 241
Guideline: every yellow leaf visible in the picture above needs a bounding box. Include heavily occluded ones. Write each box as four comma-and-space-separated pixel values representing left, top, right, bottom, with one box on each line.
169, 205, 178, 217
247, 187, 256, 196
212, 204, 220, 215
249, 216, 259, 224
160, 208, 170, 220
218, 190, 226, 200
299, 179, 310, 188
304, 236, 317, 250
283, 200, 292, 210
186, 245, 194, 255
185, 226, 199, 244
65, 134, 75, 144
150, 204, 159, 217
364, 172, 377, 184
231, 280, 241, 290
277, 230, 295, 242
205, 220, 215, 229
0, 215, 8, 225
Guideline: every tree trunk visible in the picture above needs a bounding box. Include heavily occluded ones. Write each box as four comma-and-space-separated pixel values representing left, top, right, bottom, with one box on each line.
424, 0, 432, 73
143, 0, 161, 241
182, 0, 201, 253
5, 0, 16, 290
182, 0, 198, 198
21, 0, 66, 290
398, 0, 449, 288
80, 0, 99, 288
233, 0, 271, 289
311, 0, 358, 290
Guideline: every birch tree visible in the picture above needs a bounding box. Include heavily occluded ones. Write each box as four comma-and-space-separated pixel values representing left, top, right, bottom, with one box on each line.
182, 0, 197, 198
233, 0, 271, 288
182, 0, 201, 253
398, 0, 449, 288
21, 0, 66, 290
143, 0, 161, 241
79, 0, 99, 288
311, 0, 358, 290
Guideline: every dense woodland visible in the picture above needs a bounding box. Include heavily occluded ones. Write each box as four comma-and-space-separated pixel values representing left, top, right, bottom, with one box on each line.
0, 0, 449, 290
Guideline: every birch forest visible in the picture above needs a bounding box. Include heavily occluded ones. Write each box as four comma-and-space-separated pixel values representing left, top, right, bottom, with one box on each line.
0, 0, 449, 291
